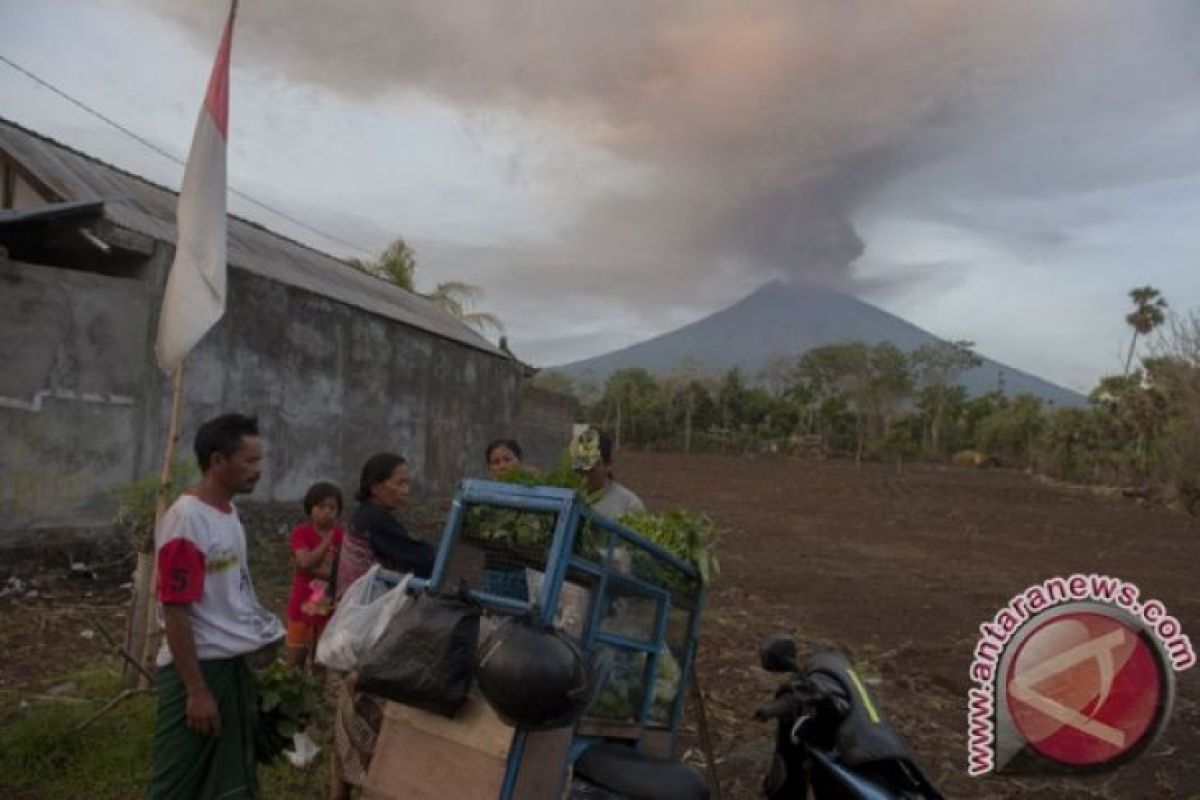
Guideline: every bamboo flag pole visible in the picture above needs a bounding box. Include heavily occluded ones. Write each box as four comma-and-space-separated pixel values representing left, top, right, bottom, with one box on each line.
135, 364, 186, 685
128, 0, 237, 684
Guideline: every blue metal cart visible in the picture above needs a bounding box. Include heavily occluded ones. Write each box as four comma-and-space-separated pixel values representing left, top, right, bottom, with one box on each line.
390, 478, 706, 799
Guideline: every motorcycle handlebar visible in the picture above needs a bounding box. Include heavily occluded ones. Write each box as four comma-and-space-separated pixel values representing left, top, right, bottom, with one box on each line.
755, 676, 830, 722
754, 693, 800, 721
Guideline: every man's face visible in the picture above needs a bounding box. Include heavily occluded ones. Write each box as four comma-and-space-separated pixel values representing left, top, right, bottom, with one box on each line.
213, 435, 264, 495
581, 462, 609, 494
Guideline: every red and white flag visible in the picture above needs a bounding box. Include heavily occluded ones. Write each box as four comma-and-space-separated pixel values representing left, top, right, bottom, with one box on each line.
155, 1, 238, 373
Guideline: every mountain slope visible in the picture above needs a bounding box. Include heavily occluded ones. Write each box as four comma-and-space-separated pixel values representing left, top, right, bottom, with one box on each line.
555, 280, 1085, 406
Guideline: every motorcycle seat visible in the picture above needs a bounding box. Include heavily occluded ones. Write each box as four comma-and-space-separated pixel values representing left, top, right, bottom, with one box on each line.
574, 743, 710, 800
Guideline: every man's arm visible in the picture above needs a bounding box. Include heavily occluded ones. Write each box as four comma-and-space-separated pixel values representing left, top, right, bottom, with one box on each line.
156, 523, 218, 738
162, 603, 221, 737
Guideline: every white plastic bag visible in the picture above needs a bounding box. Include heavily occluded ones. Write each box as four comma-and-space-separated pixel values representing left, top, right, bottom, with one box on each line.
284, 731, 320, 768
315, 566, 412, 672
525, 568, 591, 637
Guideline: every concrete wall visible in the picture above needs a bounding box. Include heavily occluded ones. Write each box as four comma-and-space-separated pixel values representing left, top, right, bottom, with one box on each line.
144, 266, 524, 504
3, 241, 571, 538
513, 384, 579, 470
0, 256, 149, 528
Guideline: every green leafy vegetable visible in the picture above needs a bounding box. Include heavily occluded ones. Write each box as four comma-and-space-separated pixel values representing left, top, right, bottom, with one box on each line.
253, 663, 321, 765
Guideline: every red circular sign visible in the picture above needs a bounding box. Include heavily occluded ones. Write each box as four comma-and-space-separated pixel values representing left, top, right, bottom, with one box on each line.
1005, 611, 1165, 767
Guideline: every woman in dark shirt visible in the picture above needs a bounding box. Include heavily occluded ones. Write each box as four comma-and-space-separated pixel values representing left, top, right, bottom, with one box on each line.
330, 452, 435, 800
335, 452, 434, 598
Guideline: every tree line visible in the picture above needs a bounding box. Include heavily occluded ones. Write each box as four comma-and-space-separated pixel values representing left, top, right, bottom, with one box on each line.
536, 286, 1200, 510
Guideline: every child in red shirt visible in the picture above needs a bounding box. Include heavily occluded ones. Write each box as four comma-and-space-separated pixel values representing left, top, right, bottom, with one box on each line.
285, 482, 345, 670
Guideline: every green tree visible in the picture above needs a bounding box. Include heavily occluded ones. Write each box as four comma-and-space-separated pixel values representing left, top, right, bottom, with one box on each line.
352, 238, 504, 335
600, 368, 660, 447
864, 343, 914, 436
916, 384, 971, 454
1143, 334, 1200, 505
795, 342, 868, 453
911, 340, 982, 455
1124, 286, 1168, 376
425, 281, 505, 336
716, 368, 750, 433
975, 393, 1045, 467
795, 342, 912, 462
667, 359, 709, 453
1039, 406, 1105, 483
350, 237, 416, 291
1089, 370, 1167, 483
757, 355, 795, 398
877, 419, 921, 473
964, 390, 1006, 447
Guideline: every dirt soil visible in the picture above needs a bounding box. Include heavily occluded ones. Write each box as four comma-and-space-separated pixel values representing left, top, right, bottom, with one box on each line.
3, 456, 1198, 799
620, 452, 1200, 799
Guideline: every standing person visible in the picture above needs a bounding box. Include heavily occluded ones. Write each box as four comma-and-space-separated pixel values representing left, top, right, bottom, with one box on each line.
284, 482, 345, 670
335, 452, 434, 600
485, 438, 524, 478
147, 413, 284, 800
570, 426, 645, 519
330, 452, 434, 800
481, 438, 534, 598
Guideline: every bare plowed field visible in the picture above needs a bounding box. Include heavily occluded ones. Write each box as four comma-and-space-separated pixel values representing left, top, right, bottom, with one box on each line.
621, 452, 1200, 799
3, 454, 1197, 798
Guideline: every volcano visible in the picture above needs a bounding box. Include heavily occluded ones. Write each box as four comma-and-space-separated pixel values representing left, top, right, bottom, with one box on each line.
554, 280, 1084, 406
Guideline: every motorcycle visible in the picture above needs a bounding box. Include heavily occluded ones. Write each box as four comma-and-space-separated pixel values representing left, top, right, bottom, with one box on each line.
756, 636, 943, 800
571, 636, 942, 800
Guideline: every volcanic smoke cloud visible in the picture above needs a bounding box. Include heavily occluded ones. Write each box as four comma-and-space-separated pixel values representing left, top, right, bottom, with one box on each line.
131, 1, 1200, 312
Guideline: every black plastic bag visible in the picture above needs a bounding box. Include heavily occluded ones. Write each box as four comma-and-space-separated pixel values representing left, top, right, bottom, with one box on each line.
568, 777, 625, 799
355, 583, 481, 718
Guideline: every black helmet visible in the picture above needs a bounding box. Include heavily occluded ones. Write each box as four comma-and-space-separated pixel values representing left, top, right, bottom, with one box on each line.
476, 615, 593, 731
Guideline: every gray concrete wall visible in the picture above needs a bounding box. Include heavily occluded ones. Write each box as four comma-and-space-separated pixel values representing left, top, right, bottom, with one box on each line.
0, 256, 149, 528
3, 245, 571, 538
140, 265, 526, 508
513, 384, 579, 470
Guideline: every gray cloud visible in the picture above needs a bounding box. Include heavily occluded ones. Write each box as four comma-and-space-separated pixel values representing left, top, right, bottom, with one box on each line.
129, 0, 1200, 359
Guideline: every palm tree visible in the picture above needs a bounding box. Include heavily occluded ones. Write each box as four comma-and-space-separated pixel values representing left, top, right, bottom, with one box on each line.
1124, 286, 1168, 376
349, 238, 416, 291
350, 238, 504, 336
425, 281, 505, 336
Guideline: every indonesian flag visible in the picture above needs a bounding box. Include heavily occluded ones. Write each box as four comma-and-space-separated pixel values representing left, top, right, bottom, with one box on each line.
155, 1, 238, 373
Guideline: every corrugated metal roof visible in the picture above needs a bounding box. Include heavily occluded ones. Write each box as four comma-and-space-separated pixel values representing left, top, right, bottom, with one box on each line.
0, 117, 503, 357
0, 200, 103, 227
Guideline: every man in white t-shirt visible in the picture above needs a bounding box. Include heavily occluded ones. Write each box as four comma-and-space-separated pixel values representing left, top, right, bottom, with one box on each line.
147, 413, 283, 800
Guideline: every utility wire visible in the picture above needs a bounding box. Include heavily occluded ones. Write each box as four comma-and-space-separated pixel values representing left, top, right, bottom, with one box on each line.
0, 52, 376, 259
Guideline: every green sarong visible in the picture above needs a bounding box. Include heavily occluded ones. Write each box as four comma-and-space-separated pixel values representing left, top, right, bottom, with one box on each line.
146, 657, 258, 800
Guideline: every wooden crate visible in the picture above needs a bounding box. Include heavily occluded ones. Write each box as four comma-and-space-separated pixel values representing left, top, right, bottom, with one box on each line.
363, 694, 572, 800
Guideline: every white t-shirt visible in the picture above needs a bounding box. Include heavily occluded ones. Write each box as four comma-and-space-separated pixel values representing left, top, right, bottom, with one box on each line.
591, 480, 645, 520
155, 494, 283, 666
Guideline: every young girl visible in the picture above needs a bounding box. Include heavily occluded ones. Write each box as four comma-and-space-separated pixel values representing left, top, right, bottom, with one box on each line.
285, 481, 346, 669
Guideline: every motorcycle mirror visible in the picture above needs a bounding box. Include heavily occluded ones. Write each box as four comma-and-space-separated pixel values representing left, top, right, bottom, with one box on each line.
760, 636, 800, 673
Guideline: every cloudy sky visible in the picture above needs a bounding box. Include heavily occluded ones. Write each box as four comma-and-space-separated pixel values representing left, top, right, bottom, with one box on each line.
3, 0, 1200, 392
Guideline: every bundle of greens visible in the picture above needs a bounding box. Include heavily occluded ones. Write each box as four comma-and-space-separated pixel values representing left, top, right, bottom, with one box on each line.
620, 508, 720, 586
464, 504, 557, 551
468, 468, 718, 589
253, 663, 321, 764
